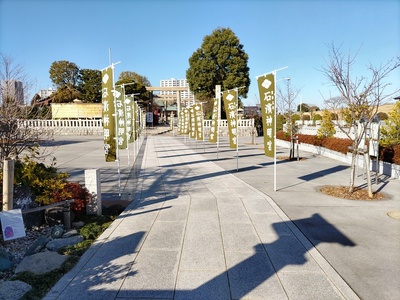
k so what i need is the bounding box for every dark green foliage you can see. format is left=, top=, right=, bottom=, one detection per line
left=186, top=27, right=250, bottom=115
left=276, top=114, right=286, bottom=132
left=115, top=76, right=149, bottom=106
left=78, top=69, right=102, bottom=103
left=78, top=214, right=114, bottom=240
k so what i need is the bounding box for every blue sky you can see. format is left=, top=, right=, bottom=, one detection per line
left=1, top=0, right=399, bottom=107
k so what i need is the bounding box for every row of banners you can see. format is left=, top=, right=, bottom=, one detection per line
left=101, top=65, right=144, bottom=162
left=102, top=63, right=277, bottom=162
left=177, top=88, right=241, bottom=150
left=176, top=72, right=276, bottom=159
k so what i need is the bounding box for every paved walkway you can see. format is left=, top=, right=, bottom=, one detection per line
left=44, top=134, right=399, bottom=300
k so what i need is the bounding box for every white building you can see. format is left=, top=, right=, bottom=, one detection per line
left=38, top=88, right=55, bottom=99
left=160, top=78, right=195, bottom=106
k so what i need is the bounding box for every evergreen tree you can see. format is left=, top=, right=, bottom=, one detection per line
left=380, top=101, right=400, bottom=147
left=317, top=109, right=336, bottom=138
left=186, top=27, right=250, bottom=115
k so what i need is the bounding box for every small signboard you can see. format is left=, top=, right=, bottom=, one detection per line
left=146, top=112, right=153, bottom=123
left=0, top=209, right=26, bottom=241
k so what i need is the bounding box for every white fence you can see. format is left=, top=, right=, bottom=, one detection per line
left=21, top=119, right=256, bottom=136
left=297, top=125, right=356, bottom=139
left=22, top=119, right=103, bottom=135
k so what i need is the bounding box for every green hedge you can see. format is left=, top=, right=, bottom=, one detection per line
left=276, top=131, right=400, bottom=165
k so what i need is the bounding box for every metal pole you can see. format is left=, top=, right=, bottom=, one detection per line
left=236, top=88, right=239, bottom=171
left=109, top=50, right=121, bottom=196
left=217, top=86, right=221, bottom=160
left=274, top=71, right=277, bottom=191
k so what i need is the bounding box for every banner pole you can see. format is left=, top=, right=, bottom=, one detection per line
left=236, top=88, right=239, bottom=171
left=273, top=71, right=277, bottom=191
left=109, top=50, right=121, bottom=196
left=217, top=86, right=221, bottom=160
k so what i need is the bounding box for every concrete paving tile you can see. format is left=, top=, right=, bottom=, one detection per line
left=218, top=202, right=252, bottom=223
left=180, top=233, right=225, bottom=271
left=229, top=186, right=264, bottom=199
left=189, top=196, right=217, bottom=211
left=118, top=249, right=180, bottom=299
left=278, top=271, right=343, bottom=300
left=186, top=211, right=220, bottom=235
left=156, top=204, right=189, bottom=222
left=241, top=196, right=277, bottom=215
left=140, top=220, right=186, bottom=250
left=224, top=250, right=288, bottom=300
left=250, top=214, right=293, bottom=244
left=220, top=222, right=262, bottom=252
left=264, top=235, right=321, bottom=273
left=174, top=270, right=231, bottom=300
left=217, top=195, right=244, bottom=205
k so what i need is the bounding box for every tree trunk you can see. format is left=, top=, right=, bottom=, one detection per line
left=365, top=153, right=373, bottom=198
left=348, top=150, right=357, bottom=193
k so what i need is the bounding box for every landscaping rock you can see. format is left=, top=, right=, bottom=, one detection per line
left=0, top=255, right=13, bottom=272
left=24, top=235, right=50, bottom=256
left=15, top=252, right=68, bottom=275
left=0, top=248, right=13, bottom=271
left=62, top=229, right=79, bottom=238
left=51, top=225, right=64, bottom=239
left=0, top=280, right=32, bottom=300
left=72, top=221, right=85, bottom=229
left=46, top=235, right=84, bottom=251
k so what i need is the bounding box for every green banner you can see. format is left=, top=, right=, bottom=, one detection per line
left=223, top=90, right=238, bottom=149
left=179, top=110, right=184, bottom=134
left=133, top=101, right=138, bottom=141
left=115, top=86, right=127, bottom=149
left=193, top=103, right=204, bottom=141
left=125, top=94, right=134, bottom=143
left=101, top=66, right=116, bottom=162
left=189, top=106, right=196, bottom=138
left=183, top=108, right=189, bottom=135
left=257, top=73, right=276, bottom=157
left=209, top=98, right=219, bottom=143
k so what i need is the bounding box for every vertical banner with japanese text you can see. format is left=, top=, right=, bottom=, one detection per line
left=101, top=66, right=116, bottom=162
left=115, top=86, right=127, bottom=149
left=179, top=110, right=184, bottom=134
left=189, top=106, right=196, bottom=138
left=193, top=103, right=204, bottom=141
left=209, top=98, right=219, bottom=143
left=223, top=90, right=238, bottom=149
left=257, top=73, right=276, bottom=157
left=125, top=94, right=134, bottom=143
left=133, top=101, right=138, bottom=140
left=183, top=108, right=189, bottom=135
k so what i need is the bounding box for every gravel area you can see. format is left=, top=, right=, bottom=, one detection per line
left=0, top=225, right=51, bottom=282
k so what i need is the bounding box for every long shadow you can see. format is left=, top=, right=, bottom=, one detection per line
left=114, top=213, right=355, bottom=299
left=178, top=213, right=355, bottom=299
left=39, top=139, right=87, bottom=147
left=298, top=165, right=349, bottom=181
left=47, top=231, right=146, bottom=299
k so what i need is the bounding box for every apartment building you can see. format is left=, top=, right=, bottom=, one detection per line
left=160, top=78, right=195, bottom=106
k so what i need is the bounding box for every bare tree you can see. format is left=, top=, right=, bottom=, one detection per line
left=0, top=54, right=52, bottom=166
left=321, top=43, right=400, bottom=196
left=277, top=78, right=301, bottom=159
